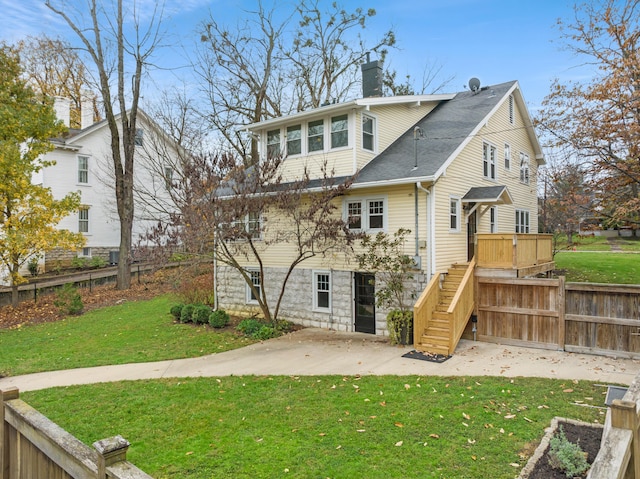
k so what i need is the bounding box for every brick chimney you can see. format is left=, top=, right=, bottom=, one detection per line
left=361, top=54, right=383, bottom=98
left=53, top=96, right=71, bottom=127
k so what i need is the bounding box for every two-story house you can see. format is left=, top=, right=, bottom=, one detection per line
left=31, top=96, right=179, bottom=271
left=216, top=60, right=545, bottom=344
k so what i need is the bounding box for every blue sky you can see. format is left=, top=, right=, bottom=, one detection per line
left=1, top=0, right=586, bottom=114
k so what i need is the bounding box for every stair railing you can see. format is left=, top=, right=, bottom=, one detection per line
left=413, top=271, right=444, bottom=347
left=446, top=259, right=476, bottom=353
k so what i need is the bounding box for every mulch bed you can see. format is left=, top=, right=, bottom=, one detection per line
left=526, top=420, right=603, bottom=479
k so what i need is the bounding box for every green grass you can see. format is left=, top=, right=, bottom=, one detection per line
left=23, top=376, right=609, bottom=479
left=0, top=296, right=255, bottom=377
left=554, top=251, right=640, bottom=283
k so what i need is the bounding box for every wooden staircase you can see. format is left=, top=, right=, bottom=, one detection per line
left=414, top=262, right=474, bottom=356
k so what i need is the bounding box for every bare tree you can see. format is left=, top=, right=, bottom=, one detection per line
left=46, top=0, right=164, bottom=289
left=143, top=153, right=358, bottom=324
left=16, top=35, right=97, bottom=129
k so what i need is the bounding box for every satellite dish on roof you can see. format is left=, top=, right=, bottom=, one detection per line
left=468, top=77, right=481, bottom=92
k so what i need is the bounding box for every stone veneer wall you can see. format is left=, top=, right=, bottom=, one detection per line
left=216, top=265, right=428, bottom=336
left=44, top=247, right=117, bottom=271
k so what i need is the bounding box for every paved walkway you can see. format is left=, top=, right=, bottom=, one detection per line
left=2, top=329, right=639, bottom=392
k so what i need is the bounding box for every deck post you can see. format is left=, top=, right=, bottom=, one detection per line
left=1, top=388, right=19, bottom=479
left=94, top=435, right=130, bottom=478
left=611, top=399, right=640, bottom=478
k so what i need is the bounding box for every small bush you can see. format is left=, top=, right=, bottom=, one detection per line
left=90, top=256, right=107, bottom=268
left=192, top=305, right=212, bottom=324
left=53, top=284, right=84, bottom=315
left=253, top=325, right=277, bottom=340
left=180, top=304, right=196, bottom=323
left=27, top=257, right=40, bottom=277
left=548, top=426, right=590, bottom=478
left=71, top=256, right=90, bottom=269
left=209, top=309, right=230, bottom=328
left=169, top=304, right=184, bottom=320
left=237, top=319, right=263, bottom=336
left=176, top=273, right=215, bottom=306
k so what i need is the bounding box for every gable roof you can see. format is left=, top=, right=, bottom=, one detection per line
left=462, top=185, right=513, bottom=205
left=352, top=80, right=544, bottom=188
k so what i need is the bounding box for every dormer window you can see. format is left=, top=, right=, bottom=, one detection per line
left=286, top=125, right=301, bottom=156
left=331, top=114, right=348, bottom=148
left=267, top=129, right=281, bottom=158
left=308, top=119, right=324, bottom=152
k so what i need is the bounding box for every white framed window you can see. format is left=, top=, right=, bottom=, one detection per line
left=519, top=152, right=530, bottom=184
left=313, top=271, right=331, bottom=311
left=490, top=207, right=497, bottom=233
left=233, top=212, right=262, bottom=240
left=508, top=95, right=514, bottom=124
left=79, top=247, right=92, bottom=258
left=134, top=128, right=144, bottom=146
left=78, top=156, right=89, bottom=184
left=79, top=207, right=89, bottom=233
left=450, top=196, right=461, bottom=232
left=164, top=166, right=174, bottom=190
left=308, top=119, right=324, bottom=152
left=515, top=209, right=530, bottom=233
left=267, top=128, right=281, bottom=158
left=286, top=125, right=302, bottom=156
left=331, top=114, right=348, bottom=149
left=504, top=144, right=511, bottom=170
left=483, top=142, right=496, bottom=180
left=246, top=269, right=261, bottom=303
left=362, top=114, right=375, bottom=151
left=345, top=196, right=386, bottom=232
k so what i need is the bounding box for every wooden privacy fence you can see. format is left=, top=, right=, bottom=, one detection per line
left=471, top=277, right=640, bottom=357
left=1, top=388, right=153, bottom=479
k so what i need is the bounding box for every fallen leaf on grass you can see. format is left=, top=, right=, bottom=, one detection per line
left=394, top=422, right=404, bottom=428
left=429, top=433, right=440, bottom=439
left=395, top=441, right=403, bottom=447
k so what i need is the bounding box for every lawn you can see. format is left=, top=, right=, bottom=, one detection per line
left=554, top=251, right=640, bottom=283
left=0, top=295, right=255, bottom=377
left=23, top=375, right=609, bottom=479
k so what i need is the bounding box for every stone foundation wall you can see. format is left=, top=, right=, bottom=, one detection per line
left=216, top=265, right=429, bottom=336
left=44, top=247, right=118, bottom=271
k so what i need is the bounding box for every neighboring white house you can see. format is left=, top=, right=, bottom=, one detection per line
left=216, top=59, right=545, bottom=338
left=31, top=96, right=180, bottom=271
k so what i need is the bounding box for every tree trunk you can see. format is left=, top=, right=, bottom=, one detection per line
left=10, top=285, right=19, bottom=308
left=116, top=207, right=133, bottom=290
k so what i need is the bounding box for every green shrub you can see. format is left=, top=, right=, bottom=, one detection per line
left=253, top=325, right=277, bottom=340
left=169, top=304, right=184, bottom=320
left=548, top=426, right=590, bottom=478
left=180, top=304, right=196, bottom=323
left=237, top=319, right=263, bottom=336
left=27, top=257, right=40, bottom=277
left=53, top=284, right=84, bottom=315
left=90, top=256, right=107, bottom=268
left=71, top=256, right=90, bottom=269
left=209, top=309, right=230, bottom=328
left=192, top=305, right=212, bottom=324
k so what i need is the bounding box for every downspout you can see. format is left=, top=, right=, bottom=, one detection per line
left=416, top=182, right=432, bottom=279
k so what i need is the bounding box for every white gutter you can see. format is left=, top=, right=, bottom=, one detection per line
left=416, top=181, right=434, bottom=280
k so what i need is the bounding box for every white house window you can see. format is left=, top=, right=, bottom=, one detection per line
left=134, top=128, right=144, bottom=146
left=313, top=271, right=331, bottom=311
left=483, top=142, right=496, bottom=180
left=286, top=125, right=302, bottom=156
left=246, top=270, right=261, bottom=303
left=164, top=166, right=174, bottom=190
left=347, top=201, right=362, bottom=229
left=79, top=207, right=89, bottom=233
left=345, top=197, right=386, bottom=231
left=331, top=114, right=348, bottom=149
left=450, top=197, right=461, bottom=232
left=490, top=207, right=497, bottom=233
left=504, top=144, right=511, bottom=170
left=80, top=247, right=92, bottom=258
left=267, top=129, right=281, bottom=158
left=520, top=152, right=530, bottom=184
left=508, top=95, right=514, bottom=124
left=78, top=156, right=89, bottom=184
left=368, top=200, right=384, bottom=229
left=308, top=119, right=324, bottom=152
left=516, top=209, right=530, bottom=233
left=362, top=114, right=375, bottom=151
left=232, top=212, right=262, bottom=240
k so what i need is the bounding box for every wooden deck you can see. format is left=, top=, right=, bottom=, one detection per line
left=476, top=233, right=554, bottom=277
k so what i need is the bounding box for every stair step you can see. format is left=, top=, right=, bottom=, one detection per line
left=432, top=311, right=450, bottom=321
left=417, top=341, right=449, bottom=356
left=421, top=334, right=449, bottom=346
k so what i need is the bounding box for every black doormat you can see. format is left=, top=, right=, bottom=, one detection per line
left=402, top=350, right=451, bottom=363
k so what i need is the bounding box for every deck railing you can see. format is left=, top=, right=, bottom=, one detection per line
left=476, top=234, right=553, bottom=270
left=1, top=387, right=153, bottom=479
left=446, top=259, right=475, bottom=353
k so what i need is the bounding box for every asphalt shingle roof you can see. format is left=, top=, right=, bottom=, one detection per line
left=354, top=81, right=517, bottom=185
